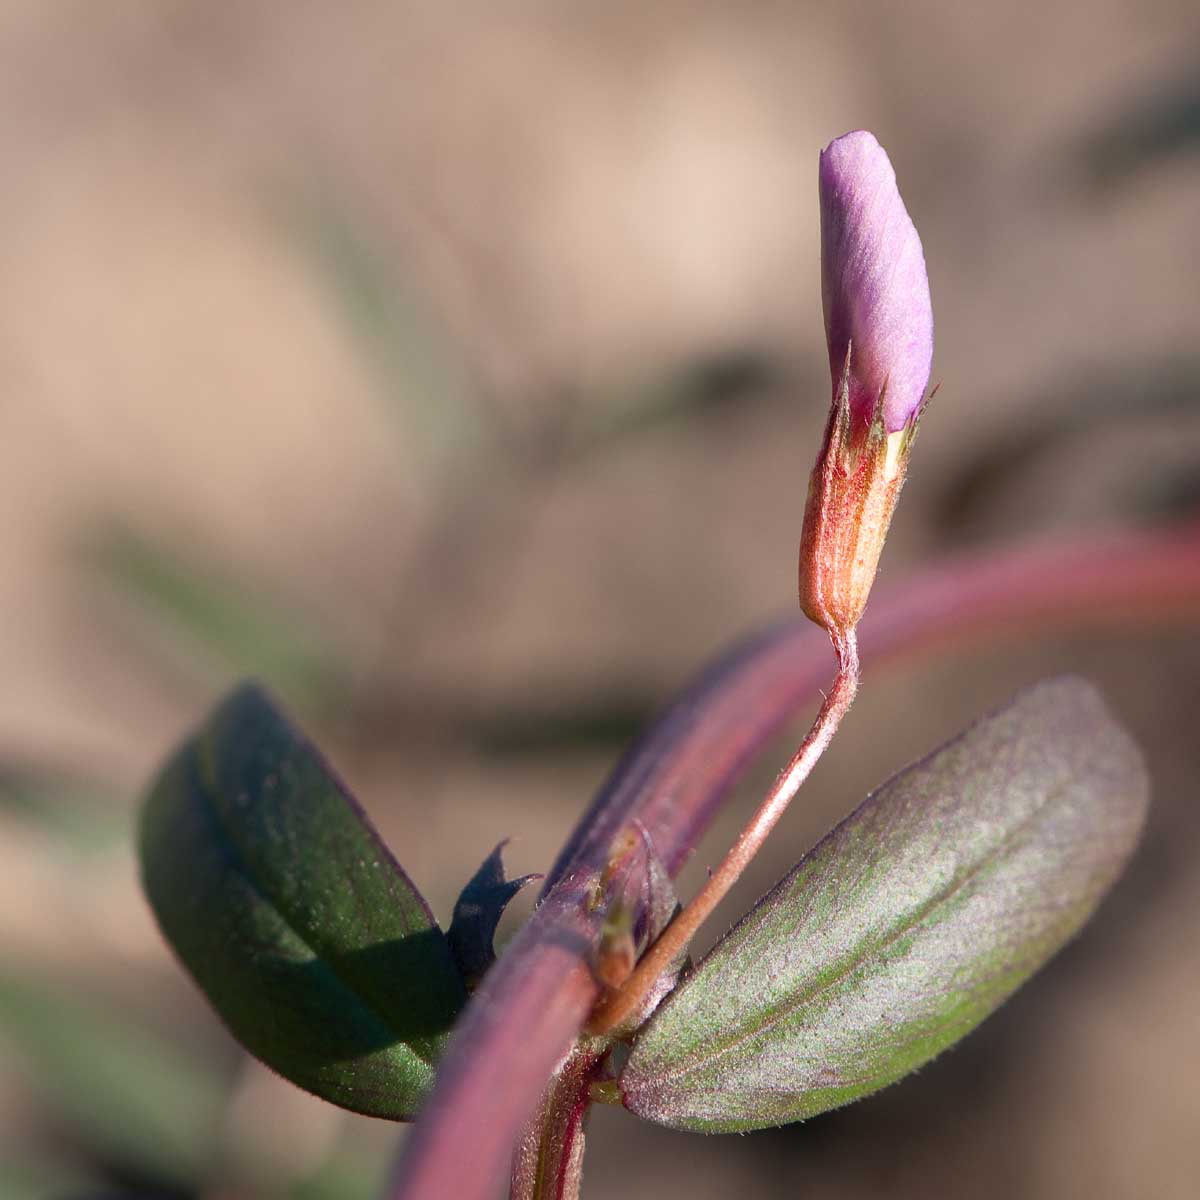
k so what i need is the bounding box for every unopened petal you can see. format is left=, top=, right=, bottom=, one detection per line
left=819, top=130, right=933, bottom=432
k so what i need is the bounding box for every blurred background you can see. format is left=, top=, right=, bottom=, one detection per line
left=1, top=2, right=1198, bottom=1198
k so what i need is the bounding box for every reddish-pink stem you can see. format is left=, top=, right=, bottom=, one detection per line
left=510, top=1040, right=605, bottom=1200
left=590, top=632, right=859, bottom=1035
left=389, top=522, right=1200, bottom=1200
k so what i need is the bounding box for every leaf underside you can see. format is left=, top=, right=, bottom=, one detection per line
left=139, top=684, right=466, bottom=1120
left=621, top=676, right=1149, bottom=1133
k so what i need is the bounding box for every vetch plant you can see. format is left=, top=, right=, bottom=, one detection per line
left=139, top=131, right=1160, bottom=1200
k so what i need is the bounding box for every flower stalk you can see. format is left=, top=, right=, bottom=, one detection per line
left=592, top=129, right=930, bottom=1037
left=588, top=632, right=859, bottom=1036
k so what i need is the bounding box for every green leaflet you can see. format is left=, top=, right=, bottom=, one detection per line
left=621, top=677, right=1148, bottom=1133
left=139, top=684, right=466, bottom=1121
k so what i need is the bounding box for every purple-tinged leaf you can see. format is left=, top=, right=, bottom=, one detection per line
left=447, top=842, right=540, bottom=991
left=390, top=527, right=1199, bottom=1199
left=620, top=677, right=1149, bottom=1132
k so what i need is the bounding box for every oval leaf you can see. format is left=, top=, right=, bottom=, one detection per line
left=139, top=684, right=466, bottom=1120
left=621, top=676, right=1148, bottom=1132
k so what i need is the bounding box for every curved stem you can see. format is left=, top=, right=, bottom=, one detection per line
left=388, top=524, right=1200, bottom=1200
left=589, top=631, right=860, bottom=1036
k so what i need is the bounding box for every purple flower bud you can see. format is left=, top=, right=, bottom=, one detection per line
left=819, top=130, right=933, bottom=433
left=799, top=132, right=936, bottom=641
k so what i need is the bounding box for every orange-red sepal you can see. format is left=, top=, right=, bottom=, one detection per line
left=798, top=370, right=917, bottom=641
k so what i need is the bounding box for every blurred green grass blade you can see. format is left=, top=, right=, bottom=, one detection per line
left=937, top=355, right=1200, bottom=532
left=0, top=765, right=126, bottom=852
left=0, top=972, right=230, bottom=1186
left=289, top=1147, right=389, bottom=1200
left=0, top=1157, right=91, bottom=1200
left=572, top=351, right=778, bottom=453
left=1079, top=70, right=1200, bottom=187
left=0, top=1157, right=96, bottom=1200
left=292, top=198, right=480, bottom=476
left=85, top=524, right=346, bottom=712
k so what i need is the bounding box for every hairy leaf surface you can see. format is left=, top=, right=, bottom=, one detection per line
left=621, top=677, right=1148, bottom=1132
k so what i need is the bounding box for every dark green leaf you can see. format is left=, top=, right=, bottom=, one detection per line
left=621, top=677, right=1149, bottom=1132
left=446, top=842, right=540, bottom=990
left=139, top=684, right=466, bottom=1120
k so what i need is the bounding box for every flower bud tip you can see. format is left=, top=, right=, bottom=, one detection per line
left=800, top=131, right=934, bottom=637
